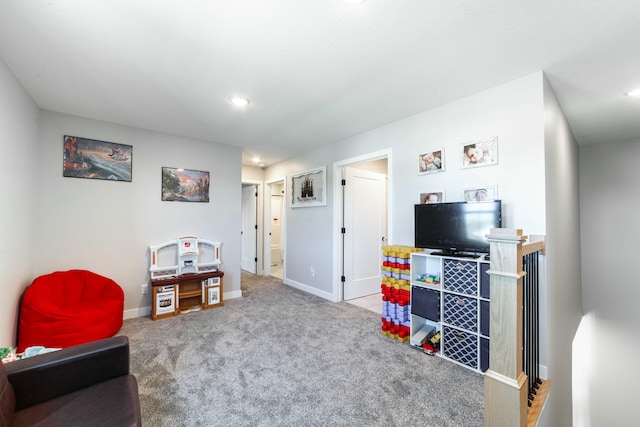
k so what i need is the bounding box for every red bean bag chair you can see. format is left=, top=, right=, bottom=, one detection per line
left=17, top=269, right=124, bottom=352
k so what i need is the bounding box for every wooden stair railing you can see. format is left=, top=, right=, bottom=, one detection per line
left=484, top=229, right=549, bottom=427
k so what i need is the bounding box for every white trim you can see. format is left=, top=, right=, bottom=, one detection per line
left=485, top=370, right=528, bottom=389
left=224, top=290, right=243, bottom=300
left=332, top=148, right=392, bottom=302
left=265, top=176, right=286, bottom=279
left=539, top=364, right=548, bottom=380
left=284, top=277, right=336, bottom=302
left=242, top=179, right=263, bottom=275
left=124, top=306, right=151, bottom=319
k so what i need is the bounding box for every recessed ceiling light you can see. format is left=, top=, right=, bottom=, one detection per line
left=230, top=97, right=250, bottom=107
left=627, top=88, right=640, bottom=97
left=252, top=157, right=261, bottom=163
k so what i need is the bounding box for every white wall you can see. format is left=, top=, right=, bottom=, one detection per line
left=242, top=165, right=265, bottom=182
left=266, top=73, right=546, bottom=292
left=578, top=139, right=640, bottom=426
left=0, top=55, right=244, bottom=343
left=351, top=158, right=388, bottom=174
left=266, top=72, right=591, bottom=422
left=34, top=111, right=243, bottom=317
left=540, top=77, right=584, bottom=427
left=268, top=156, right=336, bottom=295
left=0, top=58, right=40, bottom=346
left=1, top=60, right=590, bottom=424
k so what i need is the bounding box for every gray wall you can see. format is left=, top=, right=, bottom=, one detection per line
left=264, top=72, right=590, bottom=426
left=265, top=70, right=550, bottom=354
left=267, top=73, right=547, bottom=288
left=541, top=77, right=584, bottom=427
left=2, top=52, right=611, bottom=425
left=0, top=58, right=39, bottom=346
left=0, top=52, right=243, bottom=344
left=579, top=139, right=640, bottom=426
left=33, top=111, right=243, bottom=317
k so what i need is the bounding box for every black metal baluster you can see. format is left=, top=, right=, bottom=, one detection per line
left=522, top=251, right=541, bottom=407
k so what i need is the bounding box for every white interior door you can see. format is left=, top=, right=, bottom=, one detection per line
left=265, top=180, right=285, bottom=278
left=343, top=167, right=387, bottom=300
left=270, top=195, right=283, bottom=261
left=241, top=184, right=257, bottom=273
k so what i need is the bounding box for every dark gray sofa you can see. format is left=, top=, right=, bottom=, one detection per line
left=1, top=336, right=141, bottom=427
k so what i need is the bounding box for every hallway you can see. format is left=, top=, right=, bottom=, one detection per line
left=346, top=293, right=381, bottom=315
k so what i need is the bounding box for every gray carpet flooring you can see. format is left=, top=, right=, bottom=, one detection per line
left=118, top=273, right=483, bottom=426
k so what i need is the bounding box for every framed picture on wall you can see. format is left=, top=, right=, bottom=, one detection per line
left=290, top=166, right=326, bottom=208
left=418, top=148, right=445, bottom=175
left=419, top=191, right=445, bottom=204
left=63, top=135, right=132, bottom=182
left=162, top=167, right=210, bottom=202
left=461, top=136, right=498, bottom=169
left=463, top=185, right=498, bottom=202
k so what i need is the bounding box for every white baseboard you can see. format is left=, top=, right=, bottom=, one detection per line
left=283, top=277, right=335, bottom=301
left=225, top=290, right=243, bottom=300
left=539, top=364, right=548, bottom=380
left=123, top=291, right=242, bottom=319
left=124, top=306, right=151, bottom=319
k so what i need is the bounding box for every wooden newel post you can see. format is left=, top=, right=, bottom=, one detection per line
left=484, top=228, right=528, bottom=427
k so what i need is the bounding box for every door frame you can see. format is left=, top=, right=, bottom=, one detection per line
left=342, top=166, right=388, bottom=300
left=241, top=180, right=263, bottom=275
left=332, top=148, right=393, bottom=302
left=265, top=177, right=286, bottom=278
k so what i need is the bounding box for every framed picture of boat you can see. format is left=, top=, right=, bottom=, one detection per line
left=63, top=135, right=132, bottom=182
left=161, top=167, right=210, bottom=202
left=290, top=166, right=326, bottom=208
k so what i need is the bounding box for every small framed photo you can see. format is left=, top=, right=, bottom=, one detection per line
left=461, top=137, right=498, bottom=169
left=207, top=286, right=220, bottom=305
left=419, top=191, right=445, bottom=204
left=418, top=148, right=444, bottom=175
left=463, top=185, right=498, bottom=202
left=290, top=166, right=326, bottom=208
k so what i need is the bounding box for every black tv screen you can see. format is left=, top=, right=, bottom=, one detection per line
left=414, top=201, right=502, bottom=255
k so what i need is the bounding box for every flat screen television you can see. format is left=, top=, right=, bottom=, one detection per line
left=414, top=200, right=502, bottom=257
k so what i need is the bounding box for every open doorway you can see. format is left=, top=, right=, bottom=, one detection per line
left=266, top=179, right=285, bottom=280
left=241, top=184, right=258, bottom=274
left=334, top=150, right=390, bottom=313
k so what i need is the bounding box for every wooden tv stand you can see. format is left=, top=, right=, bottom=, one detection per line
left=150, top=271, right=224, bottom=320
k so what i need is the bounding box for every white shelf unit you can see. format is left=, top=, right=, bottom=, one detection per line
left=410, top=251, right=491, bottom=373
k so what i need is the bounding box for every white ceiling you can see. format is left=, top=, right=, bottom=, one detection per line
left=1, top=0, right=639, bottom=167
